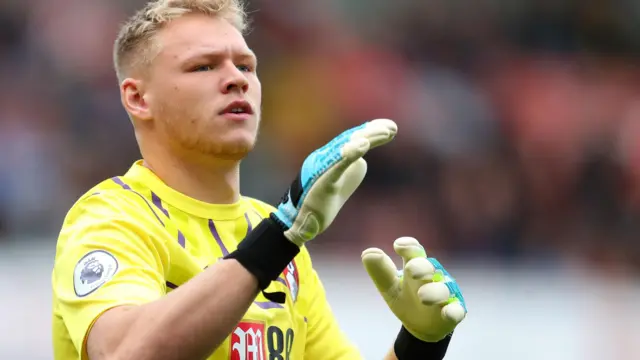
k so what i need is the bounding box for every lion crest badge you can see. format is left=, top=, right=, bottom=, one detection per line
left=73, top=250, right=118, bottom=297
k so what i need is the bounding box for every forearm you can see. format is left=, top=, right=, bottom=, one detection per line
left=88, top=217, right=299, bottom=360
left=90, top=258, right=258, bottom=360
left=120, top=259, right=257, bottom=359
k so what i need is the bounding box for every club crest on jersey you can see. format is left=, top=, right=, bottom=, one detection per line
left=73, top=250, right=118, bottom=297
left=282, top=260, right=299, bottom=303
left=230, top=321, right=266, bottom=360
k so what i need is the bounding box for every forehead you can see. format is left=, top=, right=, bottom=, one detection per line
left=156, top=13, right=250, bottom=59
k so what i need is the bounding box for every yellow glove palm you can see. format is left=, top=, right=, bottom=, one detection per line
left=362, top=237, right=467, bottom=342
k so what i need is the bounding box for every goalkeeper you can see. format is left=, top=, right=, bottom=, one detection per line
left=51, top=1, right=467, bottom=359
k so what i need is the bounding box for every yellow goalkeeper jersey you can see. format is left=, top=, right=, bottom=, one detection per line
left=51, top=160, right=360, bottom=360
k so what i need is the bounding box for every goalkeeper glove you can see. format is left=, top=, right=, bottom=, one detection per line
left=272, top=118, right=398, bottom=245
left=362, top=237, right=467, bottom=359
left=227, top=119, right=397, bottom=302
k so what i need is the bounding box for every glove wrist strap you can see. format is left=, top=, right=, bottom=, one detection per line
left=394, top=326, right=452, bottom=360
left=224, top=215, right=300, bottom=304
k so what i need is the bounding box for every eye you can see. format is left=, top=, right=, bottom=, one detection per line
left=236, top=64, right=253, bottom=72
left=193, top=65, right=213, bottom=72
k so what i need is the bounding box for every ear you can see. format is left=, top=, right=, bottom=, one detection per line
left=121, top=78, right=153, bottom=121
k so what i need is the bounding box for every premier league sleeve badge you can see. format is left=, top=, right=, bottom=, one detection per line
left=73, top=250, right=119, bottom=297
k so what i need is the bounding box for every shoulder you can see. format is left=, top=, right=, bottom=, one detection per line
left=63, top=180, right=146, bottom=223
left=55, top=177, right=170, bottom=266
left=65, top=175, right=166, bottom=219
left=58, top=177, right=164, bottom=247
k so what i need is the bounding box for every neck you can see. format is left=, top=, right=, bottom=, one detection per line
left=142, top=150, right=241, bottom=205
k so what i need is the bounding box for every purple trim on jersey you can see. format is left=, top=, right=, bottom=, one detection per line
left=151, top=192, right=169, bottom=217
left=112, top=177, right=132, bottom=190
left=244, top=212, right=253, bottom=235
left=254, top=301, right=284, bottom=309
left=112, top=177, right=164, bottom=226
left=276, top=278, right=287, bottom=286
left=149, top=192, right=186, bottom=248
left=177, top=231, right=186, bottom=248
left=208, top=219, right=230, bottom=256
left=85, top=192, right=101, bottom=200
left=166, top=281, right=178, bottom=289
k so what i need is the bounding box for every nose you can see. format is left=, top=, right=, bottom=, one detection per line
left=220, top=63, right=249, bottom=94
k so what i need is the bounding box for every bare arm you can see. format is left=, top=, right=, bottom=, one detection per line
left=87, top=259, right=257, bottom=360
left=86, top=218, right=299, bottom=360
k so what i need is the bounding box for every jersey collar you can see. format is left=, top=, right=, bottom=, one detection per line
left=124, top=160, right=248, bottom=220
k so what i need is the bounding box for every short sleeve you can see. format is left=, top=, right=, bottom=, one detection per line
left=297, top=248, right=363, bottom=359
left=52, top=191, right=170, bottom=354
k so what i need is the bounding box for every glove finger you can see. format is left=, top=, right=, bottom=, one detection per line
left=351, top=119, right=398, bottom=150
left=362, top=247, right=400, bottom=295
left=316, top=118, right=395, bottom=185
left=335, top=158, right=367, bottom=199
left=312, top=137, right=369, bottom=191
left=320, top=154, right=368, bottom=192
left=341, top=137, right=372, bottom=162
left=441, top=302, right=467, bottom=324
left=404, top=257, right=436, bottom=282
left=296, top=158, right=367, bottom=233
left=318, top=134, right=368, bottom=185
left=307, top=119, right=394, bottom=178
left=417, top=282, right=450, bottom=306
left=393, top=237, right=427, bottom=267
left=301, top=124, right=371, bottom=188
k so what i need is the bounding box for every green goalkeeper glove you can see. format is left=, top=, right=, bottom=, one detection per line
left=228, top=119, right=397, bottom=303
left=362, top=237, right=467, bottom=351
left=273, top=118, right=398, bottom=245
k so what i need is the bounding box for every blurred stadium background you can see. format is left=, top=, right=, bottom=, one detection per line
left=1, top=0, right=640, bottom=358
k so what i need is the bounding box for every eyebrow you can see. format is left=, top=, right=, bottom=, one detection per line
left=180, top=48, right=258, bottom=65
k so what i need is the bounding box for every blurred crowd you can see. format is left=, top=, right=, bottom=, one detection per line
left=1, top=0, right=640, bottom=272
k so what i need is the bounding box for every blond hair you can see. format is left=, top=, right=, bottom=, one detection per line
left=113, top=0, right=247, bottom=82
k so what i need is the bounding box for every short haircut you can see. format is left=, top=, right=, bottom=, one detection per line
left=113, top=0, right=247, bottom=82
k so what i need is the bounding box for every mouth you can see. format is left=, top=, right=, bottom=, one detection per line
left=220, top=100, right=254, bottom=116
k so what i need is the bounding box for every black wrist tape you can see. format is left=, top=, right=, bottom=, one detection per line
left=394, top=327, right=453, bottom=360
left=224, top=215, right=300, bottom=304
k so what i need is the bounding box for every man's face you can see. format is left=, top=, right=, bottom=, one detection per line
left=144, top=14, right=261, bottom=160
